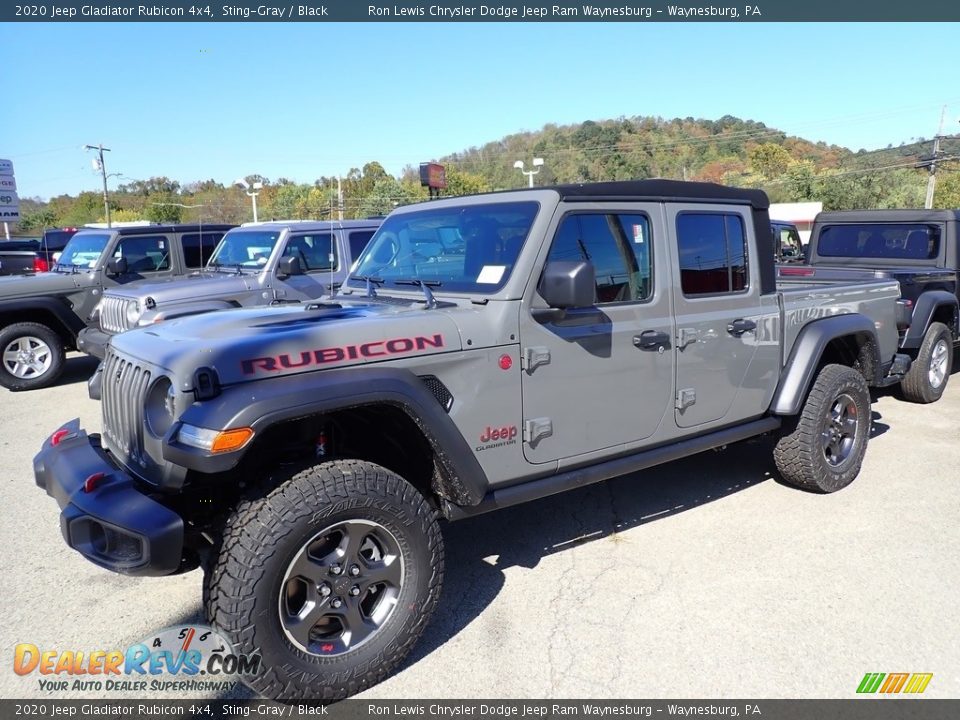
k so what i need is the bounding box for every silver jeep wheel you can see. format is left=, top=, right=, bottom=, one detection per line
left=3, top=335, right=53, bottom=379
left=928, top=338, right=949, bottom=389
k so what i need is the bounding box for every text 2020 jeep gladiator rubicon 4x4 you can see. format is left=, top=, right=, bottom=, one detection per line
left=34, top=181, right=910, bottom=700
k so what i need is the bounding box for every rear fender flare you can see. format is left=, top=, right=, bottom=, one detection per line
left=901, top=291, right=958, bottom=350
left=771, top=314, right=880, bottom=416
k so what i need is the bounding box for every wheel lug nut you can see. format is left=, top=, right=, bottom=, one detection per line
left=330, top=564, right=342, bottom=575
left=319, top=583, right=331, bottom=596
left=349, top=564, right=360, bottom=577
left=331, top=598, right=343, bottom=609
left=349, top=586, right=360, bottom=596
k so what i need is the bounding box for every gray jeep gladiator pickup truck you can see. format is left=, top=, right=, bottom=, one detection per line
left=782, top=209, right=960, bottom=403
left=33, top=181, right=910, bottom=700
left=77, top=219, right=381, bottom=359
left=0, top=223, right=233, bottom=390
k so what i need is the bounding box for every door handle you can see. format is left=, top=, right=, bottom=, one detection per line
left=727, top=319, right=757, bottom=336
left=634, top=330, right=671, bottom=351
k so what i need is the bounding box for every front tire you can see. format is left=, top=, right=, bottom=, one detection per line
left=901, top=322, right=952, bottom=404
left=774, top=364, right=871, bottom=493
left=0, top=322, right=65, bottom=391
left=204, top=459, right=444, bottom=701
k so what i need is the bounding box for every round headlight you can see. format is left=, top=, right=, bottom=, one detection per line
left=125, top=300, right=142, bottom=328
left=145, top=377, right=177, bottom=437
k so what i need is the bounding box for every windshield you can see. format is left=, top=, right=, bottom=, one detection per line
left=208, top=229, right=283, bottom=269
left=56, top=233, right=111, bottom=268
left=349, top=201, right=540, bottom=293
left=818, top=224, right=940, bottom=260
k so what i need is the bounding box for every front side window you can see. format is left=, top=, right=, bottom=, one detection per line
left=114, top=235, right=172, bottom=272
left=349, top=201, right=539, bottom=293
left=677, top=213, right=748, bottom=296
left=56, top=233, right=111, bottom=269
left=546, top=213, right=652, bottom=304
left=818, top=224, right=940, bottom=260
left=208, top=230, right=283, bottom=269
left=283, top=233, right=336, bottom=272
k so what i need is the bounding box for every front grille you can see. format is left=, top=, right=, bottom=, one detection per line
left=100, top=296, right=133, bottom=333
left=101, top=348, right=152, bottom=468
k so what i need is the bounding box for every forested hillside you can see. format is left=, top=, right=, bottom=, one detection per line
left=13, top=115, right=960, bottom=233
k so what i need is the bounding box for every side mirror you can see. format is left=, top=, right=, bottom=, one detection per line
left=106, top=256, right=128, bottom=275
left=534, top=261, right=595, bottom=321
left=277, top=255, right=303, bottom=278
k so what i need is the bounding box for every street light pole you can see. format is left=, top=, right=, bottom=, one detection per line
left=514, top=158, right=544, bottom=188
left=85, top=144, right=112, bottom=227
left=235, top=178, right=263, bottom=222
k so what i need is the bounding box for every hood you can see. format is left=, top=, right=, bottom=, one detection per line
left=106, top=271, right=256, bottom=304
left=111, top=299, right=463, bottom=387
left=0, top=270, right=82, bottom=297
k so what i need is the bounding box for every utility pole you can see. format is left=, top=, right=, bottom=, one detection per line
left=924, top=106, right=947, bottom=209
left=337, top=176, right=344, bottom=221
left=85, top=144, right=112, bottom=227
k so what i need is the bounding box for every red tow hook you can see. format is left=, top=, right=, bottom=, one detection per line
left=83, top=472, right=106, bottom=493
left=50, top=428, right=73, bottom=447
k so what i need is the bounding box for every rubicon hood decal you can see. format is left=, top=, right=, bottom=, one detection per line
left=241, top=333, right=446, bottom=375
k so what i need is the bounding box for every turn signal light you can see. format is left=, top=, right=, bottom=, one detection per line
left=83, top=472, right=106, bottom=493
left=50, top=428, right=72, bottom=447
left=210, top=428, right=255, bottom=453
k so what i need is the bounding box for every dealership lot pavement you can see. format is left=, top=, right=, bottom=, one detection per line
left=1, top=353, right=957, bottom=700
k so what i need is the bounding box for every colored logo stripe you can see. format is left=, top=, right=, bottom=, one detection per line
left=903, top=674, right=933, bottom=694
left=857, top=673, right=885, bottom=694
left=857, top=672, right=932, bottom=694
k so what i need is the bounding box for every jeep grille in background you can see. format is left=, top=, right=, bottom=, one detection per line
left=100, top=296, right=135, bottom=333
left=419, top=375, right=453, bottom=412
left=101, top=349, right=151, bottom=467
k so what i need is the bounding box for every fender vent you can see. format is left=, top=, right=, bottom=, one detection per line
left=419, top=375, right=453, bottom=412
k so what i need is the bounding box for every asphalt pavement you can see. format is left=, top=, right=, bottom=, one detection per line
left=1, top=353, right=957, bottom=700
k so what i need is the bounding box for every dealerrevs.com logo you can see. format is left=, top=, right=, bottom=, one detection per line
left=857, top=672, right=933, bottom=695
left=14, top=625, right=261, bottom=693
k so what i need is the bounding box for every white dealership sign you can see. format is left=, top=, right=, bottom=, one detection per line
left=0, top=190, right=20, bottom=222
left=0, top=160, right=19, bottom=223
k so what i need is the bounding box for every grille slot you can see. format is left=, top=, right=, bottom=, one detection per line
left=419, top=375, right=453, bottom=412
left=100, top=296, right=132, bottom=333
left=101, top=349, right=152, bottom=467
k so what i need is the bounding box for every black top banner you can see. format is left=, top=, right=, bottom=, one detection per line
left=2, top=0, right=959, bottom=22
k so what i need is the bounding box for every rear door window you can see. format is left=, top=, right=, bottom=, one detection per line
left=181, top=232, right=226, bottom=269
left=114, top=235, right=171, bottom=272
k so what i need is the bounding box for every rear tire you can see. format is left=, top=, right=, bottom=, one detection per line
left=774, top=364, right=871, bottom=493
left=0, top=322, right=65, bottom=391
left=204, top=459, right=444, bottom=701
left=901, top=322, right=952, bottom=404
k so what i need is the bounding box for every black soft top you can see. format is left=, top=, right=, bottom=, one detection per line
left=815, top=209, right=960, bottom=224
left=549, top=180, right=769, bottom=209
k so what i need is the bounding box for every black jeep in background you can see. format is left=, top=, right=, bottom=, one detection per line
left=785, top=209, right=959, bottom=403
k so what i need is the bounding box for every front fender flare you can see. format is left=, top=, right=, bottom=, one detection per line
left=164, top=366, right=488, bottom=506
left=770, top=314, right=880, bottom=416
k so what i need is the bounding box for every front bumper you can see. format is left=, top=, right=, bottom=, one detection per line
left=77, top=327, right=110, bottom=360
left=32, top=420, right=185, bottom=576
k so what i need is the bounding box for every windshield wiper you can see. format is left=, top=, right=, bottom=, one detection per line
left=394, top=279, right=441, bottom=309
left=348, top=274, right=384, bottom=298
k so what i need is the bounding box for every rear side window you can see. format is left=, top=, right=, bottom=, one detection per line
left=181, top=232, right=226, bottom=269
left=818, top=224, right=940, bottom=260
left=114, top=235, right=171, bottom=272
left=677, top=213, right=748, bottom=296
left=283, top=233, right=336, bottom=272
left=546, top=213, right=652, bottom=304
left=349, top=230, right=376, bottom=263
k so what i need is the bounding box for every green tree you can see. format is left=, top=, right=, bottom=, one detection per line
left=748, top=143, right=793, bottom=179
left=145, top=197, right=184, bottom=224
